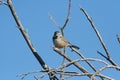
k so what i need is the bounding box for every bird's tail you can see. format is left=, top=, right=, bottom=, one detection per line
left=69, top=44, right=80, bottom=50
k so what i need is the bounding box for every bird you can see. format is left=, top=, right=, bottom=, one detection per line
left=53, top=31, right=79, bottom=50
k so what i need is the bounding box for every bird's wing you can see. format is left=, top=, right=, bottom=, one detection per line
left=60, top=36, right=80, bottom=49
left=60, top=36, right=70, bottom=44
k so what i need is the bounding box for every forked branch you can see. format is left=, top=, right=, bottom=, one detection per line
left=61, top=0, right=71, bottom=35
left=49, top=0, right=71, bottom=36
left=80, top=7, right=118, bottom=66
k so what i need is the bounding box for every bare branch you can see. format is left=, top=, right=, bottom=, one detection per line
left=71, top=47, right=97, bottom=72
left=53, top=47, right=94, bottom=79
left=79, top=58, right=109, bottom=65
left=7, top=0, right=45, bottom=69
left=53, top=71, right=113, bottom=80
left=18, top=68, right=114, bottom=80
left=80, top=7, right=118, bottom=66
left=61, top=59, right=81, bottom=69
left=62, top=0, right=71, bottom=30
left=92, top=65, right=120, bottom=79
left=97, top=51, right=118, bottom=67
left=58, top=58, right=109, bottom=70
left=61, top=0, right=71, bottom=36
left=7, top=0, right=58, bottom=80
left=17, top=56, right=115, bottom=80
left=80, top=7, right=110, bottom=58
left=60, top=48, right=66, bottom=80
left=17, top=70, right=42, bottom=79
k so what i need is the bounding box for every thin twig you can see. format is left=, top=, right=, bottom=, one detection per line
left=0, top=0, right=8, bottom=5
left=61, top=59, right=81, bottom=69
left=28, top=69, right=113, bottom=80
left=97, top=51, right=108, bottom=59
left=97, top=51, right=118, bottom=67
left=71, top=47, right=97, bottom=72
left=61, top=48, right=66, bottom=65
left=92, top=65, right=120, bottom=79
left=48, top=0, right=72, bottom=36
left=57, top=58, right=109, bottom=72
left=80, top=58, right=109, bottom=65
left=61, top=0, right=72, bottom=35
left=34, top=76, right=39, bottom=80
left=80, top=7, right=118, bottom=66
left=53, top=71, right=113, bottom=80
left=60, top=48, right=66, bottom=80
left=17, top=70, right=42, bottom=79
left=116, top=34, right=120, bottom=44
left=48, top=13, right=61, bottom=30
left=58, top=58, right=109, bottom=70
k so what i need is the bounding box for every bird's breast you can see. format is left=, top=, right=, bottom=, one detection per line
left=53, top=38, right=68, bottom=48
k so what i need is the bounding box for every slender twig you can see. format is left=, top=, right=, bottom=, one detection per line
left=56, top=58, right=109, bottom=73
left=92, top=65, right=120, bottom=79
left=65, top=73, right=112, bottom=80
left=62, top=0, right=71, bottom=30
left=58, top=58, right=109, bottom=70
left=17, top=70, right=42, bottom=79
left=116, top=34, right=120, bottom=44
left=52, top=71, right=113, bottom=80
left=0, top=0, right=7, bottom=5
left=65, top=58, right=109, bottom=66
left=97, top=51, right=108, bottom=59
left=22, top=69, right=113, bottom=80
left=60, top=59, right=81, bottom=69
left=34, top=76, right=39, bottom=80
left=61, top=48, right=66, bottom=65
left=97, top=51, right=118, bottom=67
left=7, top=0, right=58, bottom=80
left=71, top=47, right=97, bottom=72
left=61, top=0, right=72, bottom=35
left=79, top=58, right=109, bottom=65
left=48, top=13, right=61, bottom=30
left=48, top=0, right=71, bottom=36
left=60, top=48, right=66, bottom=80
left=80, top=7, right=118, bottom=66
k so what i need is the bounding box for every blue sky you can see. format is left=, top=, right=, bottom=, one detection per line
left=0, top=0, right=120, bottom=80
